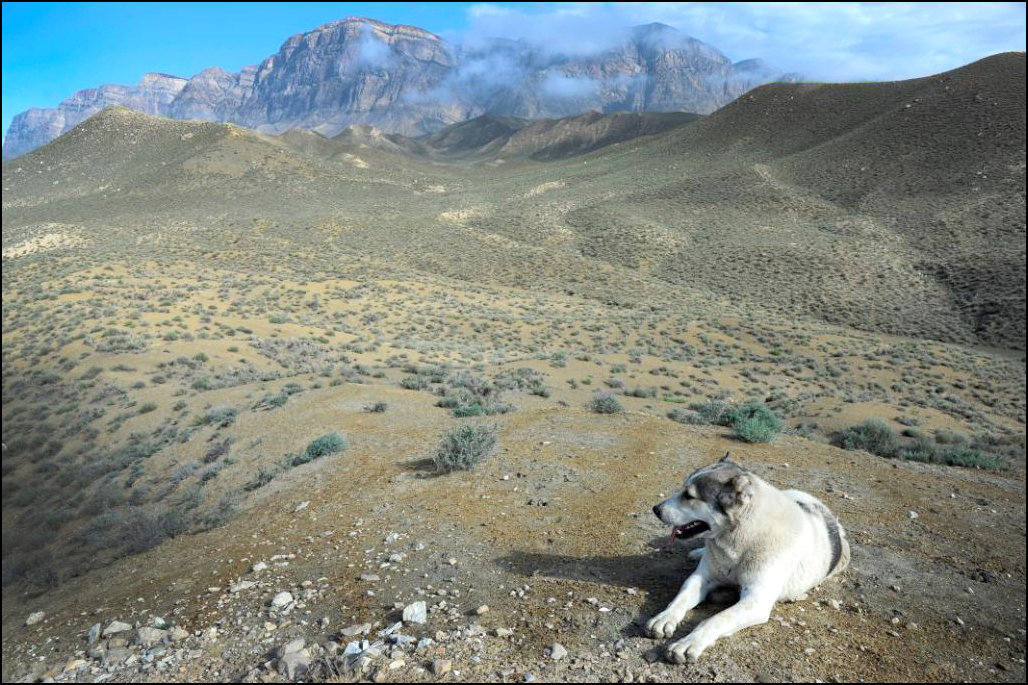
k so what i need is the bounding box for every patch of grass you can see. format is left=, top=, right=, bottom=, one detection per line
left=434, top=423, right=498, bottom=472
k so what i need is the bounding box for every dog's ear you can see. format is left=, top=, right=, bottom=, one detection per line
left=720, top=473, right=755, bottom=510
left=719, top=451, right=733, bottom=463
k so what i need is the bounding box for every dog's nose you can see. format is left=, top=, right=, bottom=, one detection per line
left=652, top=504, right=662, bottom=518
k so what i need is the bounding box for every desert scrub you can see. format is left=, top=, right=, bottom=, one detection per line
left=836, top=419, right=1007, bottom=469
left=434, top=423, right=498, bottom=472
left=669, top=400, right=781, bottom=442
left=833, top=419, right=900, bottom=457
left=587, top=391, right=624, bottom=414
left=193, top=405, right=237, bottom=428
left=683, top=400, right=736, bottom=425
left=364, top=401, right=389, bottom=413
left=291, top=432, right=348, bottom=466
left=729, top=402, right=783, bottom=443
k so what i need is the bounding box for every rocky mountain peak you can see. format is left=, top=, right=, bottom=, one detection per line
left=3, top=17, right=793, bottom=159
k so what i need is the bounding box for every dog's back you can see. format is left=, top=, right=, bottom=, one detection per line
left=783, top=489, right=851, bottom=581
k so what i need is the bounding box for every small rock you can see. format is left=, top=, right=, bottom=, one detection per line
left=295, top=501, right=309, bottom=513
left=475, top=604, right=490, bottom=615
left=63, top=658, right=88, bottom=673
left=25, top=611, right=45, bottom=626
left=277, top=638, right=305, bottom=658
left=403, top=601, right=427, bottom=624
left=278, top=650, right=311, bottom=680
left=341, top=623, right=371, bottom=637
left=230, top=580, right=257, bottom=593
left=169, top=626, right=190, bottom=642
left=87, top=623, right=102, bottom=644
left=102, top=647, right=132, bottom=666
left=495, top=627, right=514, bottom=638
left=271, top=591, right=294, bottom=609
left=252, top=562, right=268, bottom=573
left=432, top=659, right=453, bottom=675
left=136, top=627, right=167, bottom=647
left=549, top=643, right=568, bottom=661
left=103, top=620, right=133, bottom=637
left=908, top=510, right=919, bottom=520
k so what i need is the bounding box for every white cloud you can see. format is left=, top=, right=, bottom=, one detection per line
left=461, top=2, right=1027, bottom=81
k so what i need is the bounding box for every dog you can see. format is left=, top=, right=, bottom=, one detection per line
left=647, top=453, right=849, bottom=663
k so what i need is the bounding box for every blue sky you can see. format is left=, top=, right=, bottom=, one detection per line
left=3, top=2, right=1026, bottom=136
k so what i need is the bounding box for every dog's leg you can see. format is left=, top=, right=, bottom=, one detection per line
left=667, top=587, right=777, bottom=663
left=645, top=561, right=716, bottom=639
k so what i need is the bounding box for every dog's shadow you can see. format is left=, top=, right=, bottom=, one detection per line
left=495, top=537, right=739, bottom=641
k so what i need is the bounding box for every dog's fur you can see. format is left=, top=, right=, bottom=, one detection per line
left=647, top=453, right=850, bottom=663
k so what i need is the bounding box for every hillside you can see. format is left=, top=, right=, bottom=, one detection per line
left=1, top=54, right=1025, bottom=684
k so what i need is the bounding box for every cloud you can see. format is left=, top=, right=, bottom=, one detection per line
left=460, top=2, right=1027, bottom=82
left=540, top=71, right=600, bottom=99
left=354, top=26, right=391, bottom=69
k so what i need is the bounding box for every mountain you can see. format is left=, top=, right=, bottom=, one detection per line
left=2, top=17, right=793, bottom=160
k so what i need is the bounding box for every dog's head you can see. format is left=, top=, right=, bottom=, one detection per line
left=652, top=452, right=755, bottom=542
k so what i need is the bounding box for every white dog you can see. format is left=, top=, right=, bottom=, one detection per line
left=647, top=453, right=849, bottom=663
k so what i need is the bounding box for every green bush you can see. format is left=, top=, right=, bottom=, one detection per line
left=292, top=432, right=348, bottom=466
left=730, top=402, right=784, bottom=443
left=434, top=423, right=498, bottom=472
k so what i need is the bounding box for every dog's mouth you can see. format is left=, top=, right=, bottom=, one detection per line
left=668, top=520, right=710, bottom=545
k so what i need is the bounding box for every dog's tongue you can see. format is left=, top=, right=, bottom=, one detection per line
left=665, top=526, right=684, bottom=547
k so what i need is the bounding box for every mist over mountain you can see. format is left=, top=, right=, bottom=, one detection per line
left=2, top=17, right=794, bottom=159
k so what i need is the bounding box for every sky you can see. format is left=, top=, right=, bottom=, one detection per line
left=3, top=1, right=1026, bottom=136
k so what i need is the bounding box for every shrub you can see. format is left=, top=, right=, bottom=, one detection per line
left=400, top=375, right=430, bottom=390
left=668, top=408, right=704, bottom=424
left=895, top=436, right=1005, bottom=469
left=292, top=432, right=348, bottom=466
left=729, top=402, right=783, bottom=443
left=587, top=391, right=624, bottom=414
left=364, top=401, right=389, bottom=413
left=833, top=419, right=899, bottom=457
left=434, top=423, right=498, bottom=472
left=194, top=405, right=237, bottom=427
left=672, top=400, right=782, bottom=442
left=685, top=400, right=735, bottom=426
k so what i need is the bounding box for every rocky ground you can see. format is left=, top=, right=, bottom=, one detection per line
left=3, top=399, right=1025, bottom=683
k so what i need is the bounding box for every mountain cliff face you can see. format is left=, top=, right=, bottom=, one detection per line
left=3, top=17, right=793, bottom=159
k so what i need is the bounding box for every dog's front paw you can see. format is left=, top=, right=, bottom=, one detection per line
left=667, top=632, right=712, bottom=664
left=645, top=610, right=682, bottom=639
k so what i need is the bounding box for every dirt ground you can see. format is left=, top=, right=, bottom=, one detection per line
left=3, top=383, right=1024, bottom=682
